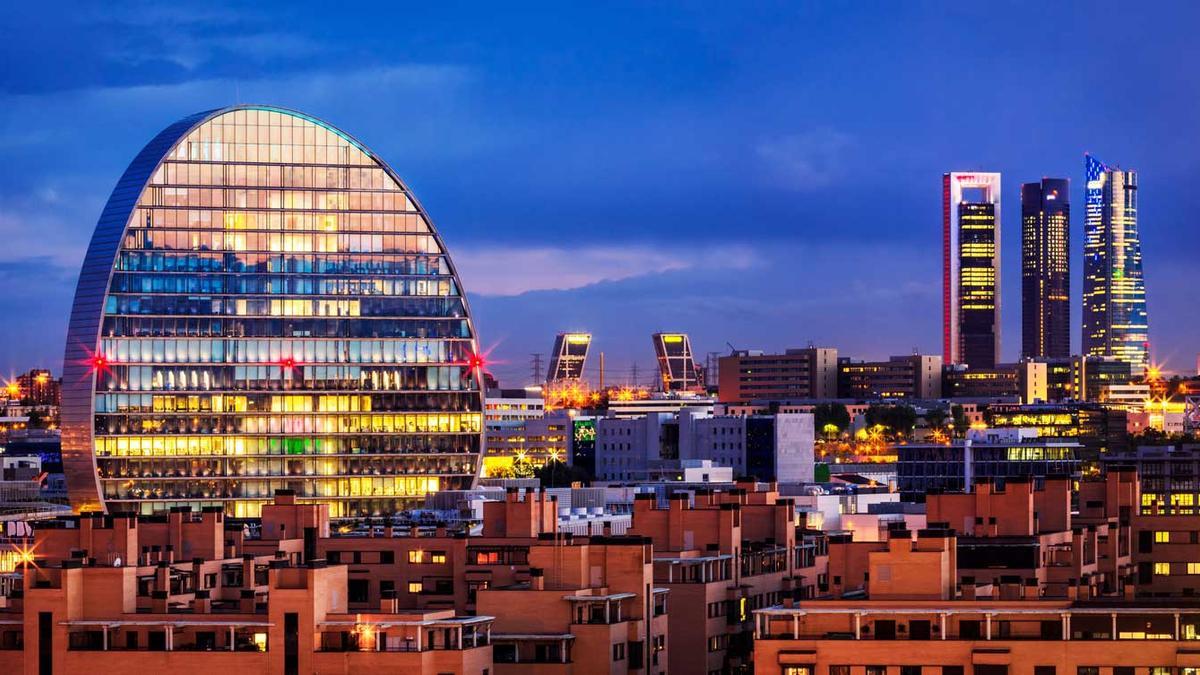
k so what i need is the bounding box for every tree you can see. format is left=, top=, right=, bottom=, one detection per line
left=535, top=460, right=591, bottom=488
left=813, top=403, right=851, bottom=433
left=923, top=408, right=948, bottom=430
left=950, top=405, right=968, bottom=437
left=864, top=404, right=917, bottom=439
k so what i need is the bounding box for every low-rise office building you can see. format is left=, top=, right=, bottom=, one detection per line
left=896, top=428, right=1081, bottom=502
left=595, top=410, right=815, bottom=484
left=718, top=348, right=839, bottom=403
left=837, top=355, right=943, bottom=400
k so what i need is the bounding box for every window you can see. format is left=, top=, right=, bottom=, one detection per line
left=431, top=551, right=447, bottom=564
left=1156, top=531, right=1171, bottom=543
left=408, top=550, right=425, bottom=564
left=943, top=668, right=964, bottom=675
left=379, top=551, right=395, bottom=565
left=830, top=667, right=851, bottom=675
left=866, top=667, right=886, bottom=675
left=348, top=579, right=369, bottom=603
left=1078, top=667, right=1100, bottom=675
left=902, top=667, right=922, bottom=675
left=408, top=581, right=423, bottom=594
left=1156, top=562, right=1171, bottom=576
left=1035, top=667, right=1056, bottom=675
left=784, top=668, right=814, bottom=675
left=379, top=580, right=394, bottom=595
left=612, top=642, right=626, bottom=661
left=1150, top=669, right=1172, bottom=675
left=707, top=635, right=728, bottom=652
left=1189, top=563, right=1200, bottom=575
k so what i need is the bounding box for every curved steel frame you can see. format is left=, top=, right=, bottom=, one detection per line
left=61, top=105, right=485, bottom=513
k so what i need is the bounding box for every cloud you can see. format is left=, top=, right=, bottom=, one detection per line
left=452, top=243, right=756, bottom=296
left=755, top=128, right=855, bottom=190
left=468, top=240, right=942, bottom=387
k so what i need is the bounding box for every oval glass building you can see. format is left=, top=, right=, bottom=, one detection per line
left=62, top=105, right=484, bottom=517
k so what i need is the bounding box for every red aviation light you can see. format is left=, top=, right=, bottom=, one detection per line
left=280, top=357, right=299, bottom=370
left=89, top=354, right=109, bottom=374
left=468, top=353, right=486, bottom=371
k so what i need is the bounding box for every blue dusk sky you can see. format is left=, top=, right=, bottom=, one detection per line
left=1, top=2, right=1198, bottom=385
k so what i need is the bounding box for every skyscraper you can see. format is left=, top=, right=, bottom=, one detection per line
left=943, top=172, right=1001, bottom=369
left=651, top=333, right=705, bottom=393
left=546, top=332, right=591, bottom=383
left=1021, top=178, right=1071, bottom=359
left=1082, top=154, right=1149, bottom=374
left=61, top=106, right=484, bottom=517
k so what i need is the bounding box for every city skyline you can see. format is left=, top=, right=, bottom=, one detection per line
left=3, top=3, right=1200, bottom=387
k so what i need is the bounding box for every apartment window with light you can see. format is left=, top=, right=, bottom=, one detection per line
left=1156, top=562, right=1171, bottom=576
left=1156, top=531, right=1171, bottom=543
left=431, top=551, right=447, bottom=564
left=784, top=667, right=814, bottom=675
left=408, top=550, right=425, bottom=564
left=408, top=582, right=422, bottom=593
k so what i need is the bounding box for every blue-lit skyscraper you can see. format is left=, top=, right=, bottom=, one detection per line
left=61, top=106, right=484, bottom=517
left=1082, top=154, right=1149, bottom=374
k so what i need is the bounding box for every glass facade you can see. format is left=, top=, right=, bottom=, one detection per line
left=547, top=332, right=591, bottom=382
left=651, top=333, right=704, bottom=393
left=1021, top=178, right=1070, bottom=360
left=942, top=172, right=1001, bottom=369
left=957, top=202, right=999, bottom=369
left=1082, top=154, right=1149, bottom=374
left=62, top=106, right=483, bottom=517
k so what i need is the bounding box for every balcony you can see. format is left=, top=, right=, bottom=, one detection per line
left=755, top=605, right=1200, bottom=643
left=63, top=620, right=271, bottom=652
left=566, top=593, right=635, bottom=625
left=492, top=633, right=575, bottom=664
left=315, top=616, right=492, bottom=652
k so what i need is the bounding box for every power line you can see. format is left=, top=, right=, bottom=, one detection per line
left=529, top=353, right=544, bottom=384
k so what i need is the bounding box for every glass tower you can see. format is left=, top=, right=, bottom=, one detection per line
left=1082, top=154, right=1148, bottom=374
left=1021, top=178, right=1070, bottom=359
left=62, top=106, right=484, bottom=517
left=943, top=172, right=1001, bottom=369
left=546, top=332, right=591, bottom=383
left=651, top=332, right=705, bottom=393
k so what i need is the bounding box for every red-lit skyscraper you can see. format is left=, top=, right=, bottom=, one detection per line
left=943, top=172, right=1001, bottom=369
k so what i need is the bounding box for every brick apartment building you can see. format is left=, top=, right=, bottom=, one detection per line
left=626, top=482, right=828, bottom=674
left=753, top=467, right=1200, bottom=675
left=0, top=481, right=820, bottom=674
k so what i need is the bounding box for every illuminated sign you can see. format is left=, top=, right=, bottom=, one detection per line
left=566, top=334, right=591, bottom=345
left=661, top=335, right=684, bottom=344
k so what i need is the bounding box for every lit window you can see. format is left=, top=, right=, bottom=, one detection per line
left=431, top=552, right=447, bottom=564
left=408, top=582, right=422, bottom=594
left=1155, top=562, right=1171, bottom=576
left=408, top=550, right=424, bottom=564
left=1188, top=563, right=1200, bottom=575
left=1155, top=531, right=1170, bottom=543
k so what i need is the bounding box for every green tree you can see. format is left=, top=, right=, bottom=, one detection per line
left=535, top=460, right=591, bottom=488
left=950, top=404, right=968, bottom=437
left=813, top=403, right=851, bottom=433
left=923, top=408, right=948, bottom=430
left=864, top=404, right=917, bottom=439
